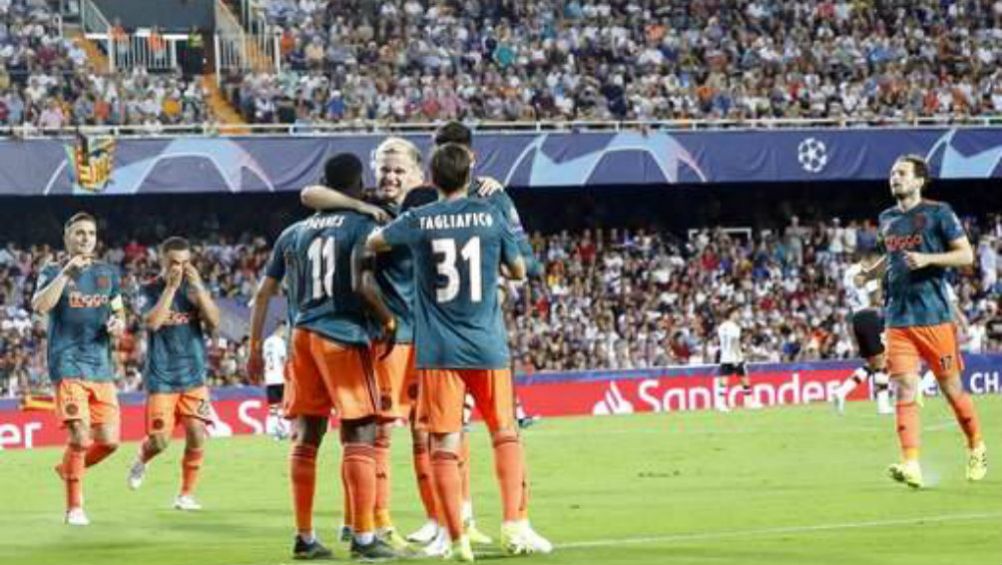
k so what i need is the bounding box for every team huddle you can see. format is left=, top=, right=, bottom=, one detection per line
left=32, top=126, right=987, bottom=561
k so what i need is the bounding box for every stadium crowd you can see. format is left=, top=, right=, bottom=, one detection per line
left=230, top=0, right=1002, bottom=124
left=2, top=215, right=1001, bottom=397
left=0, top=1, right=210, bottom=131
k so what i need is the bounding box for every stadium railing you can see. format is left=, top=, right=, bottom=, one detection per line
left=3, top=115, right=1001, bottom=139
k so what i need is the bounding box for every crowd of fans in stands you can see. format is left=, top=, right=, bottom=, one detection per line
left=228, top=0, right=1002, bottom=125
left=0, top=0, right=210, bottom=131
left=2, top=215, right=1001, bottom=397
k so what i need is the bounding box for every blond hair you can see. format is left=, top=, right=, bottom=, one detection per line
left=373, top=137, right=422, bottom=168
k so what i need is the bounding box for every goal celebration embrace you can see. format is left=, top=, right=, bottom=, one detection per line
left=2, top=3, right=1001, bottom=563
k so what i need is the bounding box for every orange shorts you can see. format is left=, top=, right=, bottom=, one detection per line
left=286, top=328, right=377, bottom=421
left=416, top=368, right=515, bottom=434
left=146, top=386, right=212, bottom=435
left=373, top=343, right=418, bottom=420
left=56, top=379, right=119, bottom=427
left=886, top=322, right=964, bottom=378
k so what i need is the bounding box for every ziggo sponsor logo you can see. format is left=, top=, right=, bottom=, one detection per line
left=68, top=291, right=110, bottom=309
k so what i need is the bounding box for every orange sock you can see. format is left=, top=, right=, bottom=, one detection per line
left=896, top=402, right=920, bottom=461
left=290, top=443, right=318, bottom=535
left=946, top=393, right=982, bottom=448
left=431, top=450, right=463, bottom=540
left=459, top=434, right=471, bottom=504
left=180, top=447, right=204, bottom=496
left=413, top=445, right=438, bottom=521
left=492, top=433, right=524, bottom=522
left=62, top=444, right=87, bottom=510
left=84, top=442, right=117, bottom=468
left=344, top=444, right=377, bottom=536
left=374, top=435, right=392, bottom=529
left=341, top=457, right=353, bottom=530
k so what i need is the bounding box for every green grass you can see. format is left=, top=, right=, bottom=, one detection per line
left=2, top=397, right=1000, bottom=565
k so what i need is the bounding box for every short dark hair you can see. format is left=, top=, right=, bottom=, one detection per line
left=64, top=212, right=96, bottom=231
left=323, top=152, right=364, bottom=196
left=160, top=236, right=190, bottom=254
left=434, top=121, right=473, bottom=148
left=898, top=154, right=930, bottom=188
left=430, top=143, right=472, bottom=194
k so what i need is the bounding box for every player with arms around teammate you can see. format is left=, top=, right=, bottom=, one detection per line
left=714, top=306, right=761, bottom=411
left=249, top=153, right=399, bottom=560
left=858, top=155, right=986, bottom=488
left=32, top=212, right=126, bottom=526
left=127, top=237, right=220, bottom=510
left=832, top=249, right=893, bottom=415
left=366, top=144, right=551, bottom=561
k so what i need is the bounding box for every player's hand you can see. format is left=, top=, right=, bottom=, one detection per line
left=246, top=350, right=264, bottom=384
left=106, top=316, right=125, bottom=337
left=359, top=202, right=391, bottom=224
left=379, top=318, right=397, bottom=361
left=166, top=264, right=184, bottom=289
left=904, top=251, right=931, bottom=270
left=183, top=263, right=205, bottom=290
left=476, top=176, right=504, bottom=197
left=62, top=255, right=92, bottom=277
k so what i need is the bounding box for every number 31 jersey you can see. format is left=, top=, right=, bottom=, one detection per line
left=380, top=198, right=520, bottom=370
left=265, top=211, right=377, bottom=346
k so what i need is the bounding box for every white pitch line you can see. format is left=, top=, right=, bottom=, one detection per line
left=557, top=511, right=1002, bottom=549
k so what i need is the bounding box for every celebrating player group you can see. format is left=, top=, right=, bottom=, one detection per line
left=32, top=124, right=985, bottom=561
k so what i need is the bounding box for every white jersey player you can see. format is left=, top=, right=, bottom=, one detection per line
left=263, top=321, right=289, bottom=440
left=715, top=306, right=760, bottom=411
left=833, top=253, right=893, bottom=414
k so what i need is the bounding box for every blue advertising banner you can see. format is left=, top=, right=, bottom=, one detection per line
left=0, top=127, right=1000, bottom=196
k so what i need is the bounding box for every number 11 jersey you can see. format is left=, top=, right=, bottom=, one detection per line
left=265, top=211, right=377, bottom=346
left=380, top=197, right=520, bottom=370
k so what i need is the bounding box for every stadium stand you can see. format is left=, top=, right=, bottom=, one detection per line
left=230, top=0, right=1002, bottom=124
left=3, top=216, right=1000, bottom=397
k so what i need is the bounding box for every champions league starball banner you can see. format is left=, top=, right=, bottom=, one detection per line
left=1, top=356, right=999, bottom=450
left=0, top=127, right=1001, bottom=196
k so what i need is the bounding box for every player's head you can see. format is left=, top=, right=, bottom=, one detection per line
left=435, top=120, right=476, bottom=165
left=159, top=236, right=191, bottom=273
left=373, top=137, right=423, bottom=203
left=726, top=305, right=740, bottom=321
left=889, top=155, right=929, bottom=201
left=63, top=212, right=97, bottom=256
left=323, top=152, right=365, bottom=199
left=430, top=143, right=472, bottom=197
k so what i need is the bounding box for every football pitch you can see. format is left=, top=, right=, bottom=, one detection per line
left=2, top=397, right=1000, bottom=565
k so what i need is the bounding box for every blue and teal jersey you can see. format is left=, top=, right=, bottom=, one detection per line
left=277, top=211, right=378, bottom=346
left=37, top=261, right=121, bottom=383
left=403, top=184, right=542, bottom=278
left=380, top=197, right=521, bottom=369
left=373, top=201, right=415, bottom=343
left=264, top=220, right=305, bottom=328
left=139, top=278, right=207, bottom=393
left=878, top=200, right=967, bottom=328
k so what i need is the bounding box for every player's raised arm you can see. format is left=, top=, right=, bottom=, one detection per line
left=185, top=263, right=220, bottom=331
left=905, top=236, right=974, bottom=271
left=300, top=184, right=389, bottom=223
left=32, top=257, right=89, bottom=314
left=145, top=264, right=183, bottom=331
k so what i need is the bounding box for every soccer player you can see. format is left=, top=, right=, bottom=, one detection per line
left=32, top=212, right=126, bottom=526
left=127, top=237, right=220, bottom=510
left=248, top=153, right=398, bottom=560
left=858, top=155, right=986, bottom=488
left=263, top=321, right=290, bottom=440
left=714, top=306, right=761, bottom=411
left=366, top=143, right=552, bottom=560
left=832, top=250, right=893, bottom=415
